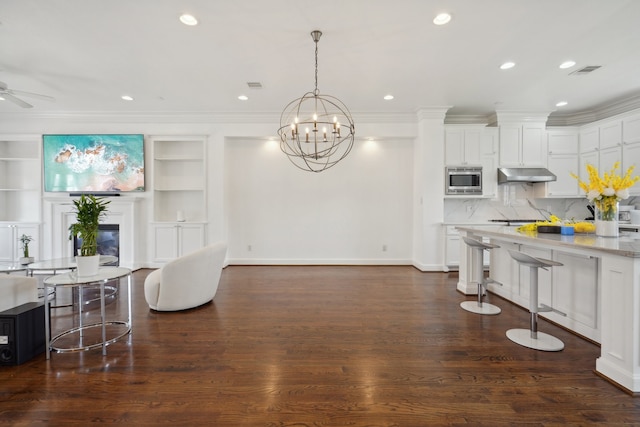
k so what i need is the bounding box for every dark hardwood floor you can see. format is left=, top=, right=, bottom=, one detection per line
left=1, top=266, right=638, bottom=426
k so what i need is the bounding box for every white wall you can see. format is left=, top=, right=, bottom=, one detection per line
left=0, top=113, right=423, bottom=267
left=224, top=136, right=414, bottom=264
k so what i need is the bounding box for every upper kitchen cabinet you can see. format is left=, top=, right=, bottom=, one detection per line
left=599, top=120, right=622, bottom=171
left=481, top=127, right=499, bottom=198
left=622, top=113, right=640, bottom=195
left=542, top=128, right=580, bottom=197
left=499, top=123, right=546, bottom=167
left=445, top=125, right=483, bottom=166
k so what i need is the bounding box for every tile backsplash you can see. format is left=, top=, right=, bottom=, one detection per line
left=444, top=183, right=639, bottom=223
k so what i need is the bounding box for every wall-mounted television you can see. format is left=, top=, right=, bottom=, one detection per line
left=43, top=134, right=145, bottom=193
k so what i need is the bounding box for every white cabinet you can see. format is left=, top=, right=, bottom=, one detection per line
left=499, top=123, right=546, bottom=167
left=149, top=135, right=208, bottom=264
left=545, top=155, right=579, bottom=197
left=599, top=147, right=621, bottom=173
left=551, top=252, right=598, bottom=334
left=444, top=226, right=461, bottom=269
left=0, top=223, right=40, bottom=263
left=481, top=128, right=498, bottom=197
left=0, top=136, right=41, bottom=222
left=622, top=114, right=640, bottom=196
left=151, top=223, right=206, bottom=263
left=543, top=129, right=580, bottom=197
left=623, top=113, right=640, bottom=144
left=579, top=126, right=599, bottom=154
left=445, top=126, right=482, bottom=166
left=599, top=120, right=622, bottom=151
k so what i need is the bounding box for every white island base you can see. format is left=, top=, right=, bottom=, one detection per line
left=457, top=225, right=640, bottom=394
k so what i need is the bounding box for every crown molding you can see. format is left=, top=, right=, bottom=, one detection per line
left=547, top=91, right=640, bottom=126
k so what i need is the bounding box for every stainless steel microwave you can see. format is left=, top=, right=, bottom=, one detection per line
left=445, top=166, right=482, bottom=195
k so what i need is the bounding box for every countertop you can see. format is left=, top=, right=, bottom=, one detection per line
left=455, top=225, right=640, bottom=258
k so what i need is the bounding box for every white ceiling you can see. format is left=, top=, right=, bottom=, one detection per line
left=2, top=0, right=640, bottom=121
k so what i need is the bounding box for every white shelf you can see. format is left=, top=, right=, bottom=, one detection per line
left=150, top=135, right=207, bottom=224
left=0, top=137, right=41, bottom=222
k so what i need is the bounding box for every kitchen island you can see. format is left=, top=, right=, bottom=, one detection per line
left=456, top=225, right=640, bottom=394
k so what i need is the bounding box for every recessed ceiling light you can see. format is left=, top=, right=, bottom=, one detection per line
left=556, top=101, right=568, bottom=107
left=121, top=95, right=134, bottom=101
left=500, top=61, right=516, bottom=70
left=179, top=14, right=198, bottom=26
left=383, top=94, right=394, bottom=100
left=238, top=95, right=249, bottom=101
left=559, top=60, right=576, bottom=69
left=433, top=13, right=452, bottom=25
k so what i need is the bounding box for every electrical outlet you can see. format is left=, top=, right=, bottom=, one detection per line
left=247, top=245, right=252, bottom=252
left=382, top=244, right=387, bottom=252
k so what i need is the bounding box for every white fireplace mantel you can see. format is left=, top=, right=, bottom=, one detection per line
left=43, top=196, right=143, bottom=269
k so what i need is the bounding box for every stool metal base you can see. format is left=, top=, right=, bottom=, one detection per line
left=506, top=328, right=564, bottom=351
left=460, top=300, right=501, bottom=315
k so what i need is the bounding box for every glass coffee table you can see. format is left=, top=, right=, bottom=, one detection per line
left=43, top=266, right=132, bottom=359
left=0, top=262, right=27, bottom=274
left=28, top=256, right=118, bottom=307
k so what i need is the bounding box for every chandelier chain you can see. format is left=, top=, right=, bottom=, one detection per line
left=314, top=38, right=319, bottom=95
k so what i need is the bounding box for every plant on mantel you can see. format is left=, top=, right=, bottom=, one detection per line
left=68, top=195, right=110, bottom=256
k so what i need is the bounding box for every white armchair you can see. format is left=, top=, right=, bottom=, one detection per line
left=0, top=275, right=39, bottom=312
left=144, top=242, right=227, bottom=311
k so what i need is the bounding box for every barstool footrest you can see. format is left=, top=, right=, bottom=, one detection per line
left=538, top=304, right=567, bottom=317
left=484, top=278, right=502, bottom=287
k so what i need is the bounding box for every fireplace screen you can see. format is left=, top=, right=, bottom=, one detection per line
left=73, top=224, right=119, bottom=265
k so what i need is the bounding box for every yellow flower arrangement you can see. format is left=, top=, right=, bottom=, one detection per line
left=571, top=162, right=639, bottom=221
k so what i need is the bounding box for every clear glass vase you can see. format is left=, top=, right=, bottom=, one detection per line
left=595, top=198, right=619, bottom=237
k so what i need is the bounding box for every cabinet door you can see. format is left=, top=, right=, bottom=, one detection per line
left=580, top=127, right=599, bottom=153
left=152, top=225, right=179, bottom=262
left=623, top=114, right=640, bottom=144
left=178, top=224, right=206, bottom=256
left=0, top=225, right=15, bottom=262
left=548, top=131, right=578, bottom=155
left=463, top=130, right=482, bottom=165
left=623, top=142, right=640, bottom=196
left=522, top=124, right=546, bottom=166
left=553, top=252, right=598, bottom=329
left=445, top=130, right=464, bottom=165
left=579, top=151, right=599, bottom=183
left=499, top=126, right=521, bottom=166
left=600, top=120, right=622, bottom=150
left=599, top=146, right=621, bottom=172
left=546, top=155, right=579, bottom=197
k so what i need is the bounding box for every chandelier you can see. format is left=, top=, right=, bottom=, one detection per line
left=277, top=30, right=355, bottom=173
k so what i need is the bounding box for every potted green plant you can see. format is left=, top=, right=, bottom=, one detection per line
left=18, top=234, right=34, bottom=265
left=68, top=195, right=110, bottom=276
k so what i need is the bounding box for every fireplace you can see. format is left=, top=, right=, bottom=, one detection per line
left=73, top=224, right=120, bottom=265
left=47, top=196, right=140, bottom=269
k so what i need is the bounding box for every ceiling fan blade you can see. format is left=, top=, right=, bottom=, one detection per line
left=9, top=89, right=55, bottom=102
left=2, top=93, right=33, bottom=108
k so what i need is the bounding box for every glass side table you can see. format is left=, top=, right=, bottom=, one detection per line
left=43, top=266, right=132, bottom=359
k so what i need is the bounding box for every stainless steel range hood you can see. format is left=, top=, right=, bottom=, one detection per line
left=497, top=167, right=557, bottom=184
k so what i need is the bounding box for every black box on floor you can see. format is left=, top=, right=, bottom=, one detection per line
left=0, top=302, right=45, bottom=366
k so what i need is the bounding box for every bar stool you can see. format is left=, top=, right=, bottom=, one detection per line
left=507, top=250, right=565, bottom=351
left=460, top=236, right=502, bottom=315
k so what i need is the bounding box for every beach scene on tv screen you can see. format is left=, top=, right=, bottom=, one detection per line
left=43, top=134, right=144, bottom=192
